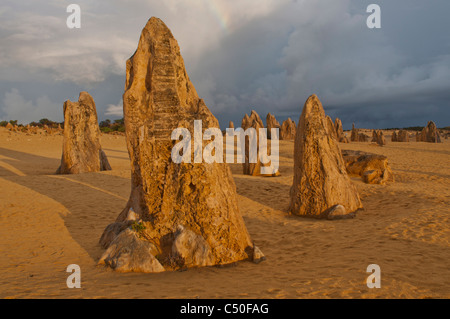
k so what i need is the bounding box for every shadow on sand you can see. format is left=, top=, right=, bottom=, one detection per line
left=0, top=147, right=130, bottom=261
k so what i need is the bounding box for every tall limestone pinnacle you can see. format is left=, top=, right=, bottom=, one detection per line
left=289, top=95, right=363, bottom=219
left=56, top=92, right=111, bottom=174
left=99, top=17, right=262, bottom=273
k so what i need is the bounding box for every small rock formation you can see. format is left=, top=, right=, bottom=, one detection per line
left=342, top=150, right=394, bottom=185
left=229, top=121, right=234, bottom=129
left=419, top=121, right=441, bottom=143
left=334, top=118, right=349, bottom=143
left=266, top=113, right=280, bottom=139
left=289, top=95, right=362, bottom=220
left=5, top=123, right=13, bottom=130
left=280, top=118, right=296, bottom=140
left=99, top=17, right=261, bottom=273
left=351, top=123, right=358, bottom=142
left=242, top=110, right=264, bottom=130
left=391, top=131, right=398, bottom=142
left=371, top=130, right=386, bottom=146
left=241, top=111, right=279, bottom=176
left=43, top=125, right=52, bottom=135
left=358, top=132, right=369, bottom=142
left=56, top=92, right=112, bottom=174
left=397, top=130, right=409, bottom=142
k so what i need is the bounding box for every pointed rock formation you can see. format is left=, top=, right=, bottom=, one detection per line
left=289, top=95, right=362, bottom=220
left=99, top=17, right=260, bottom=273
left=56, top=92, right=112, bottom=174
left=266, top=113, right=281, bottom=140
left=419, top=121, right=441, bottom=143
left=242, top=110, right=264, bottom=130
left=229, top=121, right=234, bottom=129
left=5, top=123, right=13, bottom=131
left=351, top=123, right=358, bottom=142
left=334, top=118, right=349, bottom=143
left=280, top=118, right=296, bottom=140
left=241, top=111, right=279, bottom=176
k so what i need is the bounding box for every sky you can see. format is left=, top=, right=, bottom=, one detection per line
left=0, top=0, right=449, bottom=130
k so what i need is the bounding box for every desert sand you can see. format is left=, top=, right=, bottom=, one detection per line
left=0, top=127, right=449, bottom=298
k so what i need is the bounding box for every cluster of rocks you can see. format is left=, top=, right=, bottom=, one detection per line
left=351, top=124, right=369, bottom=142
left=371, top=130, right=386, bottom=146
left=3, top=123, right=62, bottom=135
left=417, top=121, right=442, bottom=143
left=391, top=130, right=409, bottom=142
left=241, top=110, right=279, bottom=177
left=236, top=110, right=353, bottom=145
left=44, top=17, right=420, bottom=274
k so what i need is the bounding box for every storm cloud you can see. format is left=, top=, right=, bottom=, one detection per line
left=0, top=0, right=449, bottom=129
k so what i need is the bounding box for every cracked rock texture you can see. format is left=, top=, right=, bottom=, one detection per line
left=289, top=94, right=362, bottom=219
left=99, top=17, right=260, bottom=272
left=56, top=92, right=111, bottom=174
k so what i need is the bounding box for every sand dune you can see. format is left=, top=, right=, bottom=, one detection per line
left=0, top=127, right=449, bottom=298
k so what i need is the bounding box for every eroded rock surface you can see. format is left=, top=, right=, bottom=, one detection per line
left=419, top=121, right=441, bottom=143
left=266, top=113, right=280, bottom=140
left=342, top=150, right=394, bottom=185
left=241, top=111, right=279, bottom=176
left=99, top=17, right=260, bottom=273
left=289, top=95, right=362, bottom=219
left=280, top=118, right=296, bottom=140
left=56, top=92, right=111, bottom=174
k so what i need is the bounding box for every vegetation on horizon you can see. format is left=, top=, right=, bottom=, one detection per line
left=1, top=118, right=448, bottom=133
left=99, top=118, right=125, bottom=133
left=0, top=117, right=126, bottom=133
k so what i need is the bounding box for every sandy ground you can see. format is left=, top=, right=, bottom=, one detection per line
left=0, top=127, right=449, bottom=299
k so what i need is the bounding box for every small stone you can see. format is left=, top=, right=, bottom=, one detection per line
left=98, top=229, right=164, bottom=273
left=252, top=245, right=266, bottom=264
left=326, top=205, right=354, bottom=220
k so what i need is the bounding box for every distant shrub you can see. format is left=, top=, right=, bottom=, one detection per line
left=0, top=121, right=8, bottom=127
left=100, top=127, right=113, bottom=133
left=98, top=118, right=125, bottom=134
left=99, top=119, right=111, bottom=128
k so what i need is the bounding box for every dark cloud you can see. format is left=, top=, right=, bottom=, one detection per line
left=0, top=0, right=449, bottom=130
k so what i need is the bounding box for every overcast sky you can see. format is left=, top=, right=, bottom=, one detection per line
left=0, top=0, right=449, bottom=129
